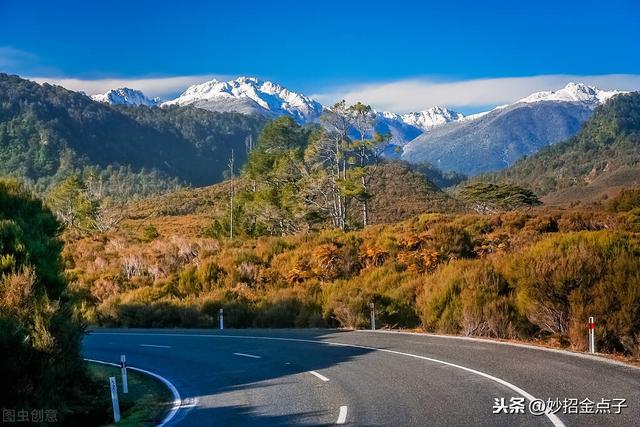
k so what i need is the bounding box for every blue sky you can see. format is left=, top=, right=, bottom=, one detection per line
left=1, top=0, right=639, bottom=113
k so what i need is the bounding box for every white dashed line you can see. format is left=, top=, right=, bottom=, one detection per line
left=140, top=344, right=172, bottom=348
left=233, top=352, right=262, bottom=359
left=91, top=332, right=566, bottom=427
left=337, top=405, right=348, bottom=424
left=309, top=370, right=329, bottom=382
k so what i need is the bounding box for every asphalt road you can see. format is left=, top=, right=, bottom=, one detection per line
left=82, top=329, right=640, bottom=426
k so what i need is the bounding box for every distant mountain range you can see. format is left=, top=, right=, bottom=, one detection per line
left=91, top=77, right=469, bottom=149
left=1, top=72, right=637, bottom=204
left=92, top=87, right=160, bottom=107
left=400, top=83, right=623, bottom=175
left=90, top=78, right=626, bottom=176
left=375, top=107, right=464, bottom=148
left=484, top=91, right=640, bottom=205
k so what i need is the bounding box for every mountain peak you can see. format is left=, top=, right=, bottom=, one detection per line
left=91, top=87, right=159, bottom=107
left=162, top=77, right=323, bottom=123
left=400, top=106, right=464, bottom=130
left=516, top=82, right=623, bottom=108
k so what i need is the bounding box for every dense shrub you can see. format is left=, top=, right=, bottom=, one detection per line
left=65, top=198, right=640, bottom=356
left=140, top=224, right=160, bottom=242
left=557, top=211, right=607, bottom=231
left=417, top=260, right=527, bottom=338
left=508, top=231, right=640, bottom=354
left=0, top=178, right=107, bottom=423
left=606, top=187, right=640, bottom=212
left=324, top=266, right=420, bottom=329
left=428, top=224, right=474, bottom=259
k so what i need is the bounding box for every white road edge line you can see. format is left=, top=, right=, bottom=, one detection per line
left=140, top=344, right=172, bottom=348
left=356, top=330, right=640, bottom=371
left=84, top=357, right=182, bottom=427
left=90, top=333, right=566, bottom=427
left=337, top=405, right=348, bottom=424
left=233, top=352, right=262, bottom=359
left=309, top=370, right=330, bottom=382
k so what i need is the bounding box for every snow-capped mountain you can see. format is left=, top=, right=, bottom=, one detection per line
left=515, top=82, right=622, bottom=109
left=373, top=112, right=422, bottom=148
left=373, top=106, right=465, bottom=149
left=400, top=82, right=627, bottom=175
left=163, top=77, right=324, bottom=123
left=161, top=75, right=466, bottom=137
left=400, top=106, right=465, bottom=130
left=91, top=88, right=160, bottom=107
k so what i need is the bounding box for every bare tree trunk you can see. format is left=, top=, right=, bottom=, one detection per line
left=360, top=143, right=369, bottom=227
left=228, top=149, right=235, bottom=240
left=361, top=175, right=368, bottom=227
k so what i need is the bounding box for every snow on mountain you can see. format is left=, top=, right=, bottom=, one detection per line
left=400, top=82, right=626, bottom=175
left=459, top=105, right=509, bottom=122
left=400, top=106, right=465, bottom=130
left=373, top=107, right=465, bottom=149
left=91, top=88, right=160, bottom=107
left=515, top=82, right=623, bottom=109
left=163, top=77, right=324, bottom=123
left=373, top=112, right=420, bottom=148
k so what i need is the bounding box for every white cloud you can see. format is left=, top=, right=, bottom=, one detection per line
left=313, top=74, right=640, bottom=113
left=1, top=46, right=224, bottom=98
left=26, top=74, right=229, bottom=99
left=18, top=72, right=640, bottom=112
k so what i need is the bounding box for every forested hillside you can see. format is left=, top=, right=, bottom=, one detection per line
left=484, top=92, right=640, bottom=201
left=0, top=74, right=265, bottom=197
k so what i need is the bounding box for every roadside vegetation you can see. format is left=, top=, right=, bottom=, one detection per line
left=63, top=193, right=640, bottom=356
left=87, top=362, right=173, bottom=427
left=0, top=178, right=108, bottom=424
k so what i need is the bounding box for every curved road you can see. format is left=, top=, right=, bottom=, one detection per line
left=83, top=329, right=640, bottom=426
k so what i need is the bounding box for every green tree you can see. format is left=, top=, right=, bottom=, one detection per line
left=239, top=104, right=387, bottom=235
left=307, top=101, right=386, bottom=229
left=0, top=177, right=100, bottom=422
left=47, top=175, right=124, bottom=232
left=242, top=117, right=313, bottom=235
left=346, top=102, right=376, bottom=226
left=46, top=175, right=95, bottom=229
left=458, top=182, right=541, bottom=213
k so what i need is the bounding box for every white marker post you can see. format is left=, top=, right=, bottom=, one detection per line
left=588, top=316, right=596, bottom=354
left=120, top=355, right=128, bottom=394
left=219, top=308, right=224, bottom=330
left=370, top=303, right=376, bottom=331
left=109, top=376, right=121, bottom=423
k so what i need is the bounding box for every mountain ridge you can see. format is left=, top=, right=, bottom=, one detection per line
left=162, top=76, right=324, bottom=123
left=29, top=75, right=637, bottom=181
left=480, top=91, right=640, bottom=203
left=91, top=87, right=160, bottom=106
left=514, top=82, right=622, bottom=108
left=0, top=73, right=265, bottom=196
left=400, top=83, right=624, bottom=175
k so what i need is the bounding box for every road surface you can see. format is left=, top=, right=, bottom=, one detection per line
left=82, top=329, right=640, bottom=426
